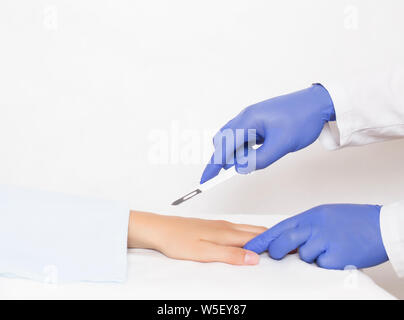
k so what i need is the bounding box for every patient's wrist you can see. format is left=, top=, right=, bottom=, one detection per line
left=127, top=211, right=160, bottom=250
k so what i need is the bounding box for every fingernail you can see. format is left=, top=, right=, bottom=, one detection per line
left=244, top=251, right=260, bottom=265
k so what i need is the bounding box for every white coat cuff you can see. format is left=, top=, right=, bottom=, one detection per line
left=0, top=185, right=130, bottom=283
left=380, top=201, right=404, bottom=278
left=318, top=81, right=353, bottom=150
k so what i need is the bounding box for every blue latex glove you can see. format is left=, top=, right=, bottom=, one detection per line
left=200, top=84, right=335, bottom=184
left=244, top=204, right=388, bottom=270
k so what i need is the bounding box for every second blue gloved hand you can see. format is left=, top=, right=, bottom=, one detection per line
left=201, top=84, right=335, bottom=184
left=244, top=204, right=388, bottom=270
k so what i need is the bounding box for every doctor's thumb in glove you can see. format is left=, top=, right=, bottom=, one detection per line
left=244, top=204, right=388, bottom=270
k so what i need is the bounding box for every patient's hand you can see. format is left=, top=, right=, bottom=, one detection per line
left=127, top=211, right=266, bottom=265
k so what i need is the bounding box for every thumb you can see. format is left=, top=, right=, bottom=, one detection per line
left=200, top=160, right=222, bottom=184
left=244, top=215, right=300, bottom=254
left=197, top=242, right=260, bottom=266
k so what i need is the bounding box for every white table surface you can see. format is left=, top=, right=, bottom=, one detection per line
left=0, top=214, right=395, bottom=300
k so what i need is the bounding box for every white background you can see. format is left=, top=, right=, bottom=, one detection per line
left=1, top=0, right=404, bottom=298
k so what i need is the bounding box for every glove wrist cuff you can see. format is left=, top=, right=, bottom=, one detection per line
left=312, top=83, right=336, bottom=122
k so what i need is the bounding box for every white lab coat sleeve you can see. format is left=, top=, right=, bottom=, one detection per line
left=317, top=66, right=404, bottom=277
left=0, top=184, right=130, bottom=283
left=380, top=202, right=404, bottom=277
left=318, top=65, right=404, bottom=150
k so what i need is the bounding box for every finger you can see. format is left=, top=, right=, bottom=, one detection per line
left=243, top=215, right=300, bottom=254
left=223, top=162, right=236, bottom=170
left=197, top=241, right=260, bottom=265
left=200, top=153, right=238, bottom=184
left=226, top=138, right=263, bottom=172
left=232, top=223, right=268, bottom=234
left=268, top=224, right=311, bottom=260
left=254, top=130, right=290, bottom=170
left=234, top=143, right=256, bottom=174
left=232, top=130, right=289, bottom=174
left=224, top=143, right=247, bottom=172
left=200, top=155, right=223, bottom=184
left=316, top=251, right=340, bottom=270
left=200, top=147, right=248, bottom=184
left=212, top=120, right=247, bottom=166
left=213, top=230, right=263, bottom=247
left=298, top=237, right=326, bottom=264
left=215, top=116, right=253, bottom=159
left=201, top=116, right=257, bottom=184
